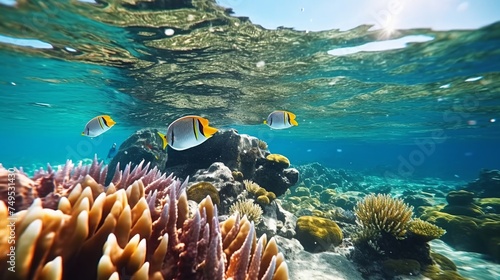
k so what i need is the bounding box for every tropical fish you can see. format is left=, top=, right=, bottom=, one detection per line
left=264, top=110, right=298, bottom=129
left=158, top=115, right=218, bottom=151
left=81, top=115, right=116, bottom=137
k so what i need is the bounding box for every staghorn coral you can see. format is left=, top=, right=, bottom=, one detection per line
left=407, top=218, right=446, bottom=242
left=0, top=159, right=289, bottom=280
left=229, top=199, right=263, bottom=225
left=355, top=193, right=414, bottom=238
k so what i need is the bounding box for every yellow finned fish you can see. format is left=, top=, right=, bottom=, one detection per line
left=158, top=115, right=218, bottom=151
left=81, top=115, right=116, bottom=137
left=264, top=110, right=298, bottom=129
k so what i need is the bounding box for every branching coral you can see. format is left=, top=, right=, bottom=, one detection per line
left=0, top=158, right=288, bottom=280
left=355, top=193, right=414, bottom=238
left=244, top=180, right=261, bottom=194
left=229, top=199, right=263, bottom=225
left=407, top=218, right=446, bottom=242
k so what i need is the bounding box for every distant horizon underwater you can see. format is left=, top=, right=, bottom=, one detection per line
left=1, top=0, right=500, bottom=280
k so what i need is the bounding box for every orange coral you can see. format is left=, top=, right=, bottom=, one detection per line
left=0, top=159, right=289, bottom=280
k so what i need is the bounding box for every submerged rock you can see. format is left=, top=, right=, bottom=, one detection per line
left=106, top=128, right=166, bottom=183
left=165, top=129, right=268, bottom=178
left=465, top=169, right=500, bottom=197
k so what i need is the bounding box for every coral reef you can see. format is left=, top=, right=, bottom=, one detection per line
left=465, top=169, right=500, bottom=197
left=407, top=218, right=446, bottom=242
left=421, top=199, right=500, bottom=262
left=190, top=162, right=243, bottom=214
left=253, top=155, right=299, bottom=197
left=187, top=181, right=220, bottom=205
left=355, top=193, right=413, bottom=239
left=265, top=154, right=290, bottom=169
left=106, top=128, right=167, bottom=183
left=165, top=129, right=268, bottom=179
left=229, top=199, right=263, bottom=225
left=295, top=216, right=343, bottom=252
left=244, top=179, right=276, bottom=205
left=0, top=159, right=289, bottom=280
left=350, top=193, right=456, bottom=279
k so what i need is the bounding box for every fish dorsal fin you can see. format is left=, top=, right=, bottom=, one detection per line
left=286, top=111, right=296, bottom=119
left=102, top=115, right=116, bottom=126
left=197, top=116, right=209, bottom=126
left=196, top=117, right=218, bottom=137
left=286, top=111, right=298, bottom=126
left=203, top=125, right=218, bottom=137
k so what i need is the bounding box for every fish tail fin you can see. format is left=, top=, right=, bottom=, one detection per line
left=263, top=120, right=267, bottom=125
left=291, top=119, right=298, bottom=126
left=157, top=132, right=168, bottom=150
left=81, top=132, right=86, bottom=136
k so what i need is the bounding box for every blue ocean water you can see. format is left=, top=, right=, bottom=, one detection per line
left=1, top=0, right=500, bottom=278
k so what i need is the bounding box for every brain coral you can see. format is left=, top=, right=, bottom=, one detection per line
left=265, top=154, right=290, bottom=169
left=0, top=158, right=288, bottom=280
left=295, top=216, right=343, bottom=252
left=187, top=181, right=221, bottom=205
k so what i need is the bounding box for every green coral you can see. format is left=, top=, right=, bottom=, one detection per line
left=407, top=218, right=446, bottom=242
left=186, top=182, right=220, bottom=205
left=446, top=190, right=475, bottom=205
left=243, top=179, right=260, bottom=193
left=266, top=191, right=276, bottom=201
left=294, top=186, right=310, bottom=197
left=355, top=193, right=414, bottom=238
left=232, top=170, right=244, bottom=182
left=266, top=154, right=290, bottom=168
left=229, top=199, right=263, bottom=225
left=382, top=258, right=421, bottom=277
left=430, top=252, right=457, bottom=271
left=256, top=195, right=270, bottom=205
left=295, top=216, right=343, bottom=252
left=319, top=189, right=336, bottom=203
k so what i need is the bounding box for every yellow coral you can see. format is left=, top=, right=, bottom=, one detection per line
left=266, top=191, right=276, bottom=201
left=229, top=199, right=263, bottom=225
left=255, top=187, right=268, bottom=197
left=407, top=218, right=446, bottom=241
left=243, top=180, right=260, bottom=194
left=232, top=171, right=244, bottom=182
left=266, top=154, right=290, bottom=169
left=355, top=194, right=413, bottom=238
left=187, top=182, right=220, bottom=205
left=295, top=216, right=343, bottom=252
left=256, top=195, right=270, bottom=205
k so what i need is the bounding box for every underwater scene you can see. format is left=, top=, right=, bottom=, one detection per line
left=1, top=0, right=500, bottom=279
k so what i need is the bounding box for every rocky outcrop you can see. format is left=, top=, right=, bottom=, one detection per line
left=164, top=129, right=268, bottom=179
left=106, top=128, right=166, bottom=184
